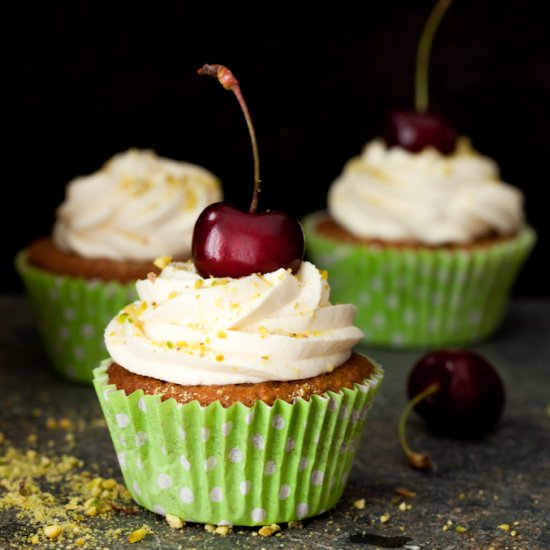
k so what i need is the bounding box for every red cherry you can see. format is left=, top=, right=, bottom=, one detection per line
left=192, top=203, right=304, bottom=278
left=194, top=64, right=304, bottom=278
left=398, top=349, right=505, bottom=470
left=383, top=0, right=456, bottom=155
left=383, top=109, right=457, bottom=154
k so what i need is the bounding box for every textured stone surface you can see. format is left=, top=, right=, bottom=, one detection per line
left=0, top=295, right=549, bottom=549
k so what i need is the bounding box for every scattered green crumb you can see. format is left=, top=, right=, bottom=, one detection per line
left=455, top=525, right=468, bottom=533
left=288, top=520, right=303, bottom=529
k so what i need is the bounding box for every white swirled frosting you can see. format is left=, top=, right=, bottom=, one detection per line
left=328, top=139, right=525, bottom=245
left=105, top=260, right=363, bottom=385
left=53, top=149, right=222, bottom=260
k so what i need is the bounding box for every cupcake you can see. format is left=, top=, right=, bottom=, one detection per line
left=303, top=137, right=536, bottom=348
left=16, top=149, right=222, bottom=383
left=93, top=259, right=383, bottom=526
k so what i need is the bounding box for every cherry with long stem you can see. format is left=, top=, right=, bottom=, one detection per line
left=415, top=0, right=453, bottom=113
left=192, top=64, right=304, bottom=279
left=198, top=64, right=260, bottom=213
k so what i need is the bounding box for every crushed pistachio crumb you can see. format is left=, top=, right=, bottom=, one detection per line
left=353, top=499, right=366, bottom=510
left=166, top=514, right=184, bottom=529
left=499, top=523, right=510, bottom=531
left=320, top=269, right=328, bottom=280
left=44, top=524, right=63, bottom=539
left=380, top=513, right=391, bottom=523
left=205, top=524, right=232, bottom=536
left=258, top=524, right=281, bottom=537
left=288, top=520, right=303, bottom=529
left=153, top=256, right=172, bottom=269
left=194, top=279, right=203, bottom=289
left=455, top=525, right=468, bottom=533
left=511, top=530, right=518, bottom=537
left=0, top=443, right=137, bottom=547
left=128, top=525, right=152, bottom=543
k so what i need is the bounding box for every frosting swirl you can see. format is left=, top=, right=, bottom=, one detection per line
left=328, top=139, right=525, bottom=245
left=105, top=261, right=363, bottom=385
left=53, top=149, right=222, bottom=260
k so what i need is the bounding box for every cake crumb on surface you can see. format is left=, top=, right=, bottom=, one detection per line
left=258, top=524, right=281, bottom=537
left=353, top=498, right=366, bottom=509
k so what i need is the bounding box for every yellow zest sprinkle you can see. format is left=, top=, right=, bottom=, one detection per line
left=217, top=330, right=227, bottom=339
left=321, top=269, right=329, bottom=280
left=499, top=523, right=510, bottom=531
left=258, top=326, right=268, bottom=338
left=44, top=525, right=63, bottom=539
left=380, top=513, right=390, bottom=523
left=117, top=312, right=129, bottom=324
left=194, top=279, right=203, bottom=289
left=261, top=355, right=269, bottom=360
left=215, top=354, right=225, bottom=362
left=153, top=256, right=172, bottom=270
left=211, top=278, right=229, bottom=286
left=168, top=291, right=178, bottom=299
left=511, top=530, right=518, bottom=537
left=353, top=499, right=365, bottom=509
left=166, top=341, right=174, bottom=349
left=30, top=534, right=40, bottom=545
left=128, top=525, right=151, bottom=543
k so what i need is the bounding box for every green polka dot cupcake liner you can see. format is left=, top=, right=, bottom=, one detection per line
left=303, top=214, right=536, bottom=348
left=93, top=359, right=383, bottom=526
left=15, top=251, right=137, bottom=384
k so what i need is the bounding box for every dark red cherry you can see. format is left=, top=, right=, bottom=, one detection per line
left=383, top=0, right=457, bottom=155
left=192, top=202, right=304, bottom=278
left=194, top=65, right=304, bottom=278
left=398, top=348, right=505, bottom=470
left=383, top=109, right=457, bottom=154
left=408, top=349, right=505, bottom=439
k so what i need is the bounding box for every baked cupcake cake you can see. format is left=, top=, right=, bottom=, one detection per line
left=303, top=138, right=535, bottom=348
left=93, top=259, right=383, bottom=526
left=16, top=148, right=222, bottom=383
left=303, top=1, right=535, bottom=348
left=93, top=64, right=383, bottom=527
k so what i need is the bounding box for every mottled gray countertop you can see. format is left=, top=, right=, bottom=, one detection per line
left=0, top=295, right=549, bottom=550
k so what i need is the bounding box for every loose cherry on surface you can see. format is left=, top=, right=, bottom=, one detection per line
left=398, top=349, right=506, bottom=470
left=192, top=64, right=304, bottom=279
left=382, top=0, right=457, bottom=155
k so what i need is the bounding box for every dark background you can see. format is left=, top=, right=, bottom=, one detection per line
left=3, top=1, right=548, bottom=295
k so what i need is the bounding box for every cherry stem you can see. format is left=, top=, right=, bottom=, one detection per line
left=198, top=64, right=260, bottom=213
left=398, top=383, right=440, bottom=470
left=415, top=0, right=453, bottom=113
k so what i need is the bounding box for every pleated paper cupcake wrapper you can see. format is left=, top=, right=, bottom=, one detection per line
left=303, top=214, right=536, bottom=348
left=15, top=251, right=137, bottom=384
left=93, top=360, right=383, bottom=526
